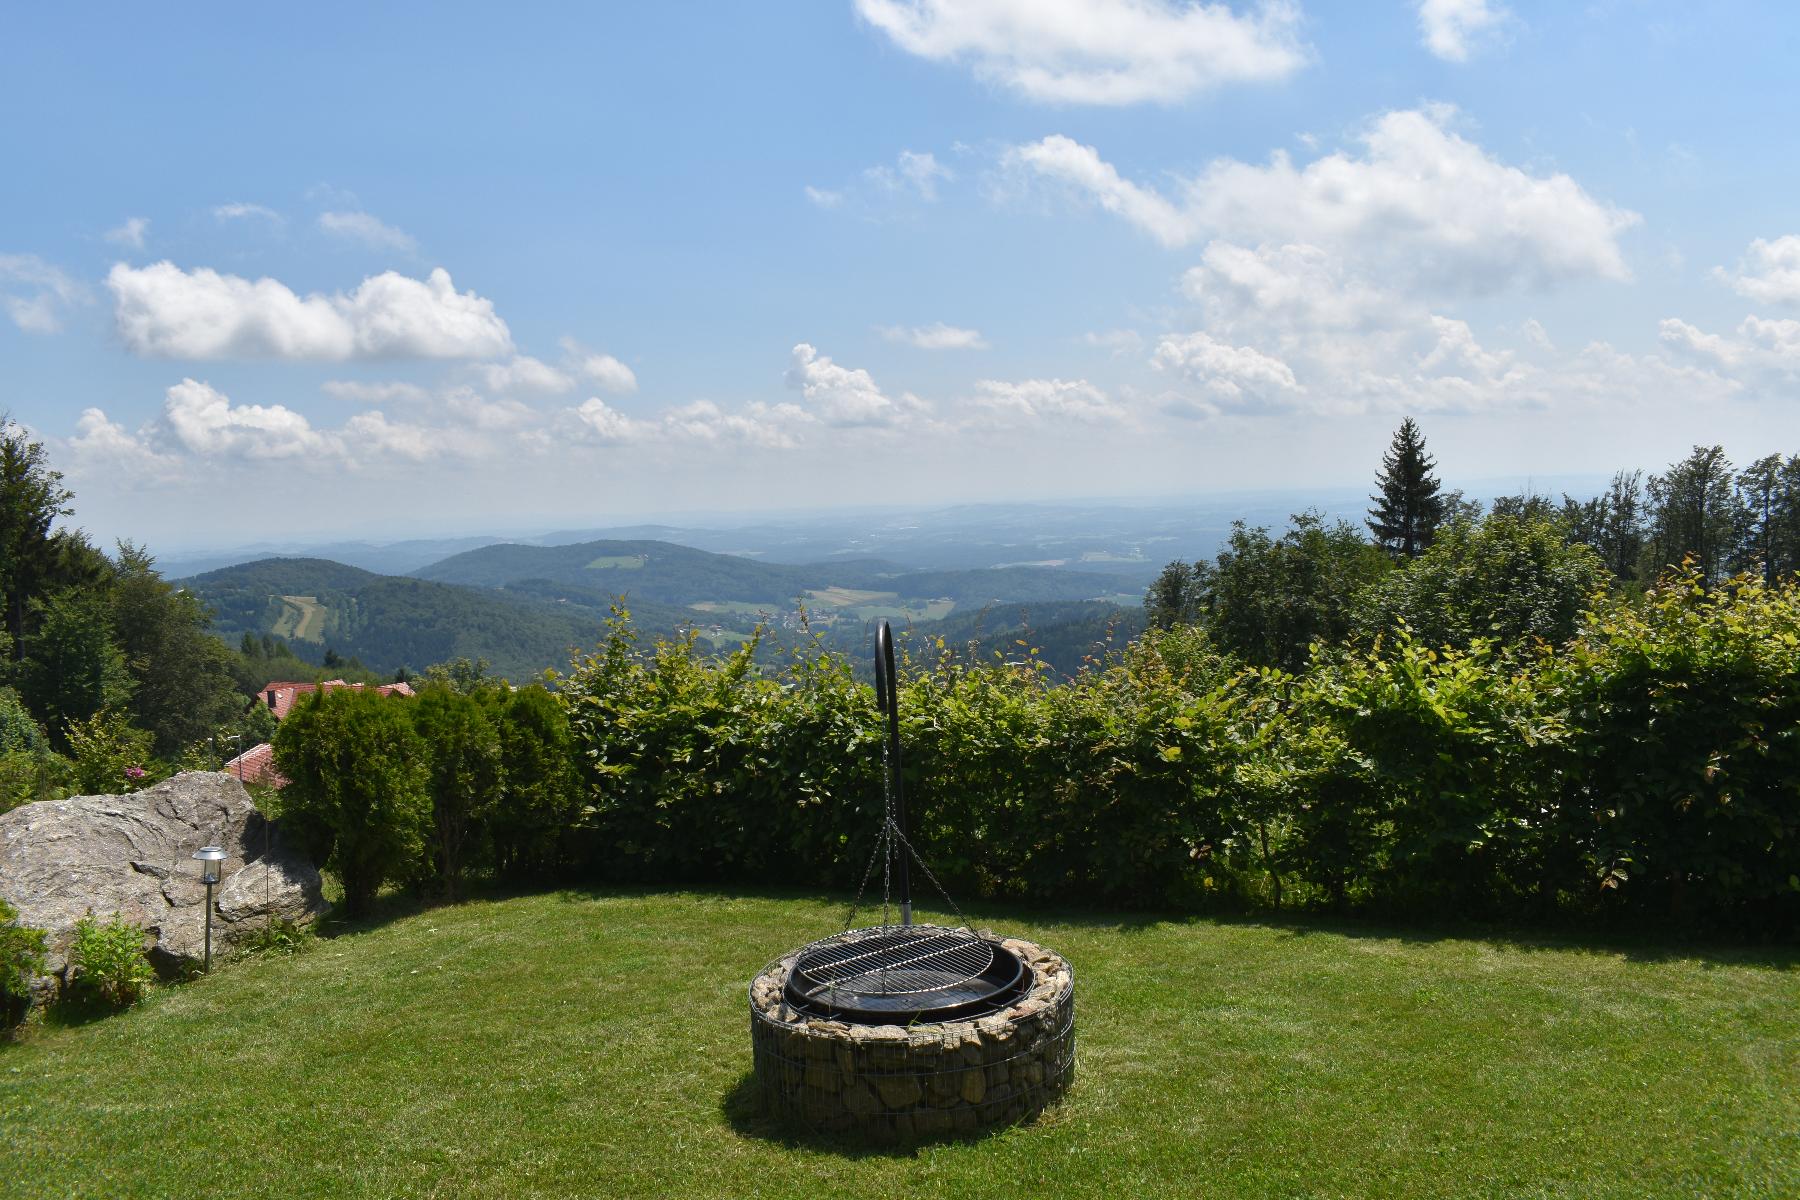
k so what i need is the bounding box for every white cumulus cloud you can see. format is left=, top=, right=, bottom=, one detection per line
left=1661, top=314, right=1800, bottom=375
left=662, top=400, right=814, bottom=449
left=1152, top=331, right=1301, bottom=403
left=880, top=322, right=988, bottom=350
left=319, top=211, right=417, bottom=253
left=560, top=338, right=638, bottom=394
left=1417, top=0, right=1510, bottom=63
left=476, top=355, right=575, bottom=396
left=105, top=217, right=149, bottom=249
left=786, top=343, right=909, bottom=426
left=321, top=379, right=435, bottom=404
left=571, top=397, right=648, bottom=444
left=73, top=378, right=508, bottom=475
left=855, top=0, right=1307, bottom=104
left=107, top=262, right=513, bottom=361
left=1181, top=241, right=1408, bottom=331
left=1007, top=106, right=1639, bottom=292
left=1713, top=235, right=1800, bottom=306
left=971, top=377, right=1122, bottom=423
left=163, top=378, right=332, bottom=459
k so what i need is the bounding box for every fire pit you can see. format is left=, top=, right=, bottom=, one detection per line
left=748, top=623, right=1076, bottom=1140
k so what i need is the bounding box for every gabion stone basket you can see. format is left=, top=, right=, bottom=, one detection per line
left=747, top=621, right=1076, bottom=1141
left=749, top=929, right=1075, bottom=1140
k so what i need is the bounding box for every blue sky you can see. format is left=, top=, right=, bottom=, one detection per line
left=2, top=1, right=1796, bottom=551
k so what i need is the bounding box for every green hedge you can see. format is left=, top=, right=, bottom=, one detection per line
left=553, top=576, right=1800, bottom=934
left=271, top=575, right=1800, bottom=936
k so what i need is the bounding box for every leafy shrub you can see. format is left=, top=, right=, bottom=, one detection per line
left=1355, top=512, right=1612, bottom=653
left=0, top=746, right=71, bottom=815
left=1543, top=566, right=1800, bottom=927
left=64, top=708, right=158, bottom=795
left=1, top=897, right=49, bottom=1028
left=559, top=616, right=882, bottom=888
left=273, top=686, right=428, bottom=917
left=232, top=918, right=315, bottom=959
left=65, top=911, right=154, bottom=1010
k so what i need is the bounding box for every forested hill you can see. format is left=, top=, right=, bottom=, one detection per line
left=178, top=545, right=1144, bottom=680
left=410, top=539, right=870, bottom=604
left=183, top=557, right=618, bottom=681
left=411, top=538, right=1138, bottom=609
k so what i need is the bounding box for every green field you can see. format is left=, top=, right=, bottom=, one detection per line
left=4, top=891, right=1795, bottom=1199
left=691, top=599, right=778, bottom=616
left=804, top=586, right=895, bottom=608
left=584, top=555, right=648, bottom=570
left=272, top=595, right=328, bottom=642
left=847, top=599, right=956, bottom=622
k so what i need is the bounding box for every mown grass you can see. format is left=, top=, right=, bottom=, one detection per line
left=3, top=890, right=1796, bottom=1199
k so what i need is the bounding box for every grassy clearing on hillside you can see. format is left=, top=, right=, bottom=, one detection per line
left=272, top=595, right=327, bottom=643
left=3, top=892, right=1796, bottom=1199
left=583, top=555, right=647, bottom=570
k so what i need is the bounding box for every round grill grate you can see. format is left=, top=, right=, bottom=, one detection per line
left=783, top=924, right=1031, bottom=1024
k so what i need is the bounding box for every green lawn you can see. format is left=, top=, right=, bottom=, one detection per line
left=3, top=891, right=1796, bottom=1199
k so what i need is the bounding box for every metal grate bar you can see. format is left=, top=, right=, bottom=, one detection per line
left=797, top=931, right=993, bottom=998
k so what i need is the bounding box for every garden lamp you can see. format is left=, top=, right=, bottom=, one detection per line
left=191, top=846, right=227, bottom=971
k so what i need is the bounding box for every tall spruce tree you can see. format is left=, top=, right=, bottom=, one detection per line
left=1367, top=418, right=1446, bottom=559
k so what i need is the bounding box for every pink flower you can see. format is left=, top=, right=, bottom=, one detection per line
left=125, top=765, right=146, bottom=780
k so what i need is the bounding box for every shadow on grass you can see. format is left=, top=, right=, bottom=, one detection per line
left=720, top=1070, right=1040, bottom=1158
left=37, top=992, right=128, bottom=1029
left=306, top=874, right=1798, bottom=974
left=544, top=879, right=1800, bottom=972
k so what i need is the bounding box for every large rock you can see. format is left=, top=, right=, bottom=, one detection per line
left=0, top=772, right=328, bottom=988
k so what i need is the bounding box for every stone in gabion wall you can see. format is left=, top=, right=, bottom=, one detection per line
left=748, top=933, right=1075, bottom=1141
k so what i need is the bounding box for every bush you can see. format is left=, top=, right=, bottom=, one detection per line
left=557, top=613, right=1259, bottom=909
left=0, top=747, right=71, bottom=815
left=1355, top=512, right=1612, bottom=653
left=1, top=897, right=49, bottom=1028
left=272, top=686, right=428, bottom=917
left=1544, top=566, right=1800, bottom=927
left=65, top=911, right=154, bottom=1010
left=559, top=617, right=881, bottom=888
left=490, top=684, right=580, bottom=881
left=64, top=708, right=158, bottom=795
left=232, top=918, right=315, bottom=960
left=411, top=684, right=502, bottom=900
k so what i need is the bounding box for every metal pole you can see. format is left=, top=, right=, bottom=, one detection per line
left=203, top=877, right=215, bottom=972
left=876, top=621, right=911, bottom=927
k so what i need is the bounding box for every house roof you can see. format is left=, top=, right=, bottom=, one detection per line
left=222, top=741, right=287, bottom=788
left=258, top=678, right=415, bottom=720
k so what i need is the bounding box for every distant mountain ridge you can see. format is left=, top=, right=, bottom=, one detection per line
left=412, top=538, right=1138, bottom=609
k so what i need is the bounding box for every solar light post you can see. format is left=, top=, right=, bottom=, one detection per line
left=191, top=846, right=227, bottom=971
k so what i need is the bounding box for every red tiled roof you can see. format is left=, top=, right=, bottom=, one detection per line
left=222, top=741, right=287, bottom=788
left=259, top=678, right=416, bottom=720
